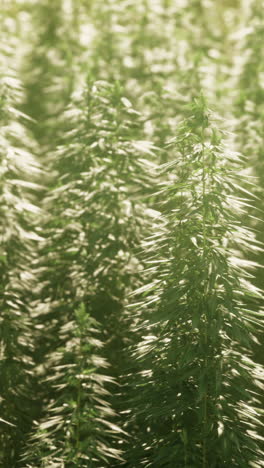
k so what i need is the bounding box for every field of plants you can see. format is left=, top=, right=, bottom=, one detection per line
left=0, top=0, right=263, bottom=466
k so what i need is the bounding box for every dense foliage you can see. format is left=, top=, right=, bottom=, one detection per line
left=0, top=1, right=263, bottom=467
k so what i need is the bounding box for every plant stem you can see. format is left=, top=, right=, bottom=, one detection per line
left=76, top=330, right=83, bottom=459
left=201, top=118, right=208, bottom=468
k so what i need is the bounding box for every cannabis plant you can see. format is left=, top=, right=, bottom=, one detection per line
left=45, top=79, right=156, bottom=373
left=22, top=0, right=78, bottom=147
left=22, top=304, right=124, bottom=467
left=235, top=0, right=264, bottom=184
left=234, top=0, right=264, bottom=366
left=0, top=47, right=42, bottom=468
left=126, top=96, right=263, bottom=467
left=22, top=80, right=156, bottom=466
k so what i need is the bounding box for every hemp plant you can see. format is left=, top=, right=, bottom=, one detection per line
left=235, top=0, right=264, bottom=184
left=0, top=52, right=42, bottom=468
left=22, top=80, right=156, bottom=466
left=22, top=303, right=124, bottom=467
left=126, top=96, right=264, bottom=467
left=22, top=0, right=78, bottom=147
left=234, top=0, right=264, bottom=367
left=43, top=80, right=156, bottom=373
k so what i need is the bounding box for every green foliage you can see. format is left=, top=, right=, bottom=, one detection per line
left=0, top=1, right=263, bottom=467
left=126, top=97, right=264, bottom=467
left=21, top=0, right=78, bottom=146
left=0, top=37, right=42, bottom=468
left=235, top=0, right=264, bottom=179
left=234, top=0, right=264, bottom=368
left=42, top=79, right=155, bottom=363
left=22, top=304, right=124, bottom=467
left=22, top=80, right=156, bottom=466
